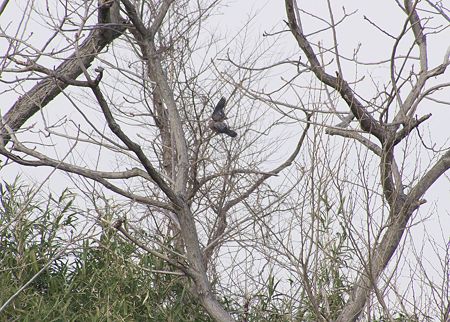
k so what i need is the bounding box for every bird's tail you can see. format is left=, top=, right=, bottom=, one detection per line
left=225, top=128, right=237, bottom=137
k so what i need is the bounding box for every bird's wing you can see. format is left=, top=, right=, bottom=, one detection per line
left=211, top=97, right=227, bottom=121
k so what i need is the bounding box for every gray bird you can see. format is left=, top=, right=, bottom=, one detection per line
left=211, top=97, right=227, bottom=122
left=208, top=97, right=237, bottom=137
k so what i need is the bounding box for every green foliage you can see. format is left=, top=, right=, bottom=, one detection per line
left=0, top=178, right=210, bottom=321
left=218, top=274, right=295, bottom=322
left=0, top=178, right=359, bottom=321
left=243, top=274, right=293, bottom=322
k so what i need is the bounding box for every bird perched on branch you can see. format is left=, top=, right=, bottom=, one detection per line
left=208, top=97, right=237, bottom=137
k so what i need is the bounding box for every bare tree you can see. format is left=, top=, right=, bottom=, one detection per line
left=1, top=0, right=449, bottom=321
left=0, top=1, right=309, bottom=320
left=223, top=0, right=450, bottom=320
left=285, top=0, right=450, bottom=320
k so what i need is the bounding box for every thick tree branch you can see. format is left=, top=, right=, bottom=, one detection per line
left=336, top=149, right=450, bottom=322
left=89, top=73, right=182, bottom=207
left=1, top=0, right=126, bottom=144
left=285, top=1, right=449, bottom=321
left=121, top=0, right=189, bottom=197
left=393, top=0, right=429, bottom=123
left=149, top=0, right=175, bottom=40
left=327, top=128, right=382, bottom=156
left=0, top=142, right=172, bottom=211
left=336, top=150, right=450, bottom=322
left=119, top=3, right=233, bottom=321
left=285, top=0, right=385, bottom=142
left=394, top=113, right=431, bottom=145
